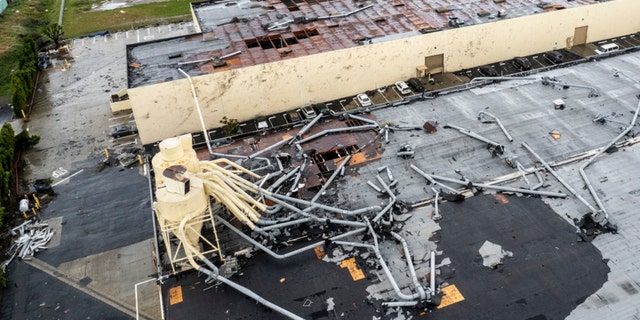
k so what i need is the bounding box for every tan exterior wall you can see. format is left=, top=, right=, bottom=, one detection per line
left=130, top=0, right=640, bottom=144
left=110, top=99, right=131, bottom=112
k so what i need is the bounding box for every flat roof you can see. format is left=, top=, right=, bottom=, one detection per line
left=127, top=0, right=592, bottom=88
left=163, top=50, right=640, bottom=318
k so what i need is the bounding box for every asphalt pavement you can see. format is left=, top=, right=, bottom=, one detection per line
left=1, top=21, right=195, bottom=320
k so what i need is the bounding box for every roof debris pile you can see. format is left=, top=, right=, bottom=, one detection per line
left=156, top=65, right=640, bottom=319
left=2, top=221, right=55, bottom=271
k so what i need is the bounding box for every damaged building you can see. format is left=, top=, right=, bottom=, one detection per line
left=105, top=0, right=640, bottom=319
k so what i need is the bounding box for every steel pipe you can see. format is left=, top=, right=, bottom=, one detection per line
left=311, top=155, right=351, bottom=203
left=427, top=172, right=567, bottom=198
left=296, top=124, right=378, bottom=145
left=391, top=232, right=426, bottom=300
left=478, top=111, right=513, bottom=142
left=410, top=164, right=460, bottom=194
left=444, top=123, right=505, bottom=154
left=578, top=100, right=640, bottom=224
left=521, top=142, right=597, bottom=210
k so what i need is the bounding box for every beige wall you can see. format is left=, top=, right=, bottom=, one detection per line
left=130, top=0, right=640, bottom=144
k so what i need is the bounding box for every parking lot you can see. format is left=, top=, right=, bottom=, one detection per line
left=2, top=22, right=195, bottom=320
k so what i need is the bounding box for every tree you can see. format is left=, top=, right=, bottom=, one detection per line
left=15, top=130, right=40, bottom=151
left=220, top=116, right=239, bottom=136
left=41, top=23, right=64, bottom=48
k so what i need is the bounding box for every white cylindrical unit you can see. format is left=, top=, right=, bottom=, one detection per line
left=152, top=134, right=201, bottom=187
left=156, top=187, right=207, bottom=247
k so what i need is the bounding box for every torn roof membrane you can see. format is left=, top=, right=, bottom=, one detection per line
left=127, top=0, right=591, bottom=87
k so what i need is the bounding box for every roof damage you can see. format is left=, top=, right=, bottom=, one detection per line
left=127, top=0, right=593, bottom=87
left=151, top=50, right=640, bottom=317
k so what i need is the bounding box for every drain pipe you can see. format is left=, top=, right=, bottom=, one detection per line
left=430, top=187, right=442, bottom=220
left=367, top=180, right=383, bottom=193
left=373, top=174, right=396, bottom=225
left=364, top=218, right=422, bottom=301
left=427, top=172, right=567, bottom=198
left=270, top=193, right=381, bottom=216
left=530, top=170, right=544, bottom=190
left=267, top=167, right=300, bottom=192
left=521, top=142, right=598, bottom=211
left=177, top=68, right=213, bottom=156
left=478, top=111, right=513, bottom=142
left=296, top=124, right=378, bottom=145
left=263, top=194, right=367, bottom=228
left=444, top=123, right=505, bottom=154
left=346, top=114, right=380, bottom=127
left=430, top=251, right=436, bottom=294
left=390, top=231, right=427, bottom=300
left=289, top=158, right=307, bottom=193
left=470, top=76, right=539, bottom=83
left=216, top=216, right=366, bottom=259
left=265, top=164, right=305, bottom=215
left=515, top=161, right=531, bottom=186
left=291, top=114, right=323, bottom=143
left=177, top=215, right=303, bottom=320
left=311, top=155, right=351, bottom=203
left=411, top=164, right=460, bottom=194
left=257, top=218, right=311, bottom=230
left=578, top=100, right=640, bottom=224
left=317, top=3, right=373, bottom=20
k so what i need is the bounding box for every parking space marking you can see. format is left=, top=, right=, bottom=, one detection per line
left=52, top=167, right=69, bottom=179
left=52, top=169, right=84, bottom=187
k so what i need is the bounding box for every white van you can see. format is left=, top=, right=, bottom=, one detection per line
left=595, top=43, right=619, bottom=55
left=395, top=81, right=411, bottom=95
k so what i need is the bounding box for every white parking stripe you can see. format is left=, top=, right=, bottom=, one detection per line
left=52, top=169, right=84, bottom=187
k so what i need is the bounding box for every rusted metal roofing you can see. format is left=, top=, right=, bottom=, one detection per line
left=127, top=0, right=597, bottom=87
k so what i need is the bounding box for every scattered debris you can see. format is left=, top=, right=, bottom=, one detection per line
left=2, top=221, right=55, bottom=271
left=423, top=120, right=438, bottom=133
left=478, top=240, right=512, bottom=269
left=397, top=144, right=415, bottom=159
left=574, top=213, right=618, bottom=241
left=549, top=130, right=561, bottom=140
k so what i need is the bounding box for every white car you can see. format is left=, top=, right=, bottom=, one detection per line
left=395, top=81, right=411, bottom=95
left=594, top=43, right=619, bottom=55
left=356, top=93, right=372, bottom=107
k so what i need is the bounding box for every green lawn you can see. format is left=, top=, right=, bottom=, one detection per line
left=60, top=0, right=192, bottom=38
left=0, top=0, right=192, bottom=96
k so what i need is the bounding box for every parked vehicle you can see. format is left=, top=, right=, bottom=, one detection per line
left=286, top=110, right=302, bottom=123
left=478, top=66, right=498, bottom=77
left=300, top=105, right=317, bottom=119
left=395, top=81, right=411, bottom=94
left=594, top=43, right=619, bottom=54
left=31, top=179, right=55, bottom=195
left=356, top=93, right=372, bottom=107
left=407, top=78, right=425, bottom=91
left=544, top=51, right=564, bottom=64
left=512, top=57, right=532, bottom=71
left=110, top=124, right=137, bottom=138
